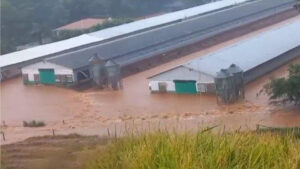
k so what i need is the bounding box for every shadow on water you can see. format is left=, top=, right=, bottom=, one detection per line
left=71, top=80, right=94, bottom=92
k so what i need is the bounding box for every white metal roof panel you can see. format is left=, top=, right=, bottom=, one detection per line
left=184, top=19, right=300, bottom=76
left=89, top=0, right=250, bottom=39
left=0, top=0, right=249, bottom=69
left=0, top=35, right=100, bottom=68
left=49, top=0, right=292, bottom=69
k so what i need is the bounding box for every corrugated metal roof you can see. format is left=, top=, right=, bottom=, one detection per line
left=184, top=19, right=300, bottom=77
left=0, top=0, right=249, bottom=69
left=47, top=0, right=296, bottom=69
left=0, top=35, right=101, bottom=68
left=46, top=50, right=93, bottom=69
left=89, top=0, right=250, bottom=39
left=112, top=0, right=296, bottom=66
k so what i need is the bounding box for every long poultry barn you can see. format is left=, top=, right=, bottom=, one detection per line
left=0, top=0, right=251, bottom=80
left=4, top=0, right=299, bottom=85
left=148, top=19, right=300, bottom=94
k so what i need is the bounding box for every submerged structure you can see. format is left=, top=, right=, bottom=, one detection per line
left=21, top=53, right=122, bottom=89
left=105, top=60, right=122, bottom=90
left=215, top=64, right=244, bottom=104
left=89, top=54, right=107, bottom=87
left=148, top=19, right=300, bottom=95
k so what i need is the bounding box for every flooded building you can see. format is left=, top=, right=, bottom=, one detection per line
left=21, top=52, right=122, bottom=87
left=21, top=53, right=94, bottom=85
left=1, top=0, right=298, bottom=81
left=149, top=19, right=300, bottom=94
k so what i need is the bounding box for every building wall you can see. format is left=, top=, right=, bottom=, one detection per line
left=197, top=82, right=216, bottom=93
left=21, top=62, right=74, bottom=83
left=150, top=80, right=216, bottom=93
left=149, top=81, right=176, bottom=92
left=149, top=66, right=215, bottom=93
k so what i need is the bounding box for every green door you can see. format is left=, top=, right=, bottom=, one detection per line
left=39, top=69, right=55, bottom=84
left=174, top=80, right=197, bottom=94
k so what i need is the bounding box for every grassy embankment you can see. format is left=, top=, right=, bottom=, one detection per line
left=86, top=127, right=300, bottom=169
left=1, top=128, right=300, bottom=169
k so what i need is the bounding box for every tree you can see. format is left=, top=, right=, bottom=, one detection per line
left=264, top=64, right=300, bottom=105
left=31, top=23, right=52, bottom=45
left=1, top=0, right=209, bottom=54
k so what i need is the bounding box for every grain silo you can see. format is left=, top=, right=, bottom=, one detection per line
left=105, top=60, right=122, bottom=90
left=227, top=64, right=245, bottom=99
left=89, top=54, right=107, bottom=87
left=215, top=69, right=234, bottom=104
left=215, top=65, right=245, bottom=104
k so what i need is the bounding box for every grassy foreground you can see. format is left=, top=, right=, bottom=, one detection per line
left=86, top=131, right=300, bottom=169
left=2, top=129, right=300, bottom=169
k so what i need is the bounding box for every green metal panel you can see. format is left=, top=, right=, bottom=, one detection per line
left=174, top=81, right=197, bottom=94
left=39, top=69, right=55, bottom=84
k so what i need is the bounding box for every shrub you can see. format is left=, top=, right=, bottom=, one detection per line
left=264, top=64, right=300, bottom=105
left=23, top=120, right=46, bottom=127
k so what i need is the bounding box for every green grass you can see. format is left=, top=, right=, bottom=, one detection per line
left=257, top=126, right=300, bottom=138
left=86, top=130, right=300, bottom=169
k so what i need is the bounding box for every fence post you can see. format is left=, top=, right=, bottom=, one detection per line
left=125, top=122, right=128, bottom=134
left=1, top=132, right=5, bottom=141
left=158, top=121, right=161, bottom=132
left=148, top=121, right=151, bottom=132
left=52, top=129, right=55, bottom=136
left=114, top=124, right=117, bottom=139
left=107, top=128, right=110, bottom=137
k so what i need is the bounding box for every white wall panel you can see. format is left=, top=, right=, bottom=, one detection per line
left=149, top=81, right=175, bottom=92
left=21, top=61, right=74, bottom=82
left=22, top=62, right=73, bottom=74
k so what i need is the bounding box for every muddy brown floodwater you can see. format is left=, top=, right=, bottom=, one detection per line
left=1, top=16, right=300, bottom=144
